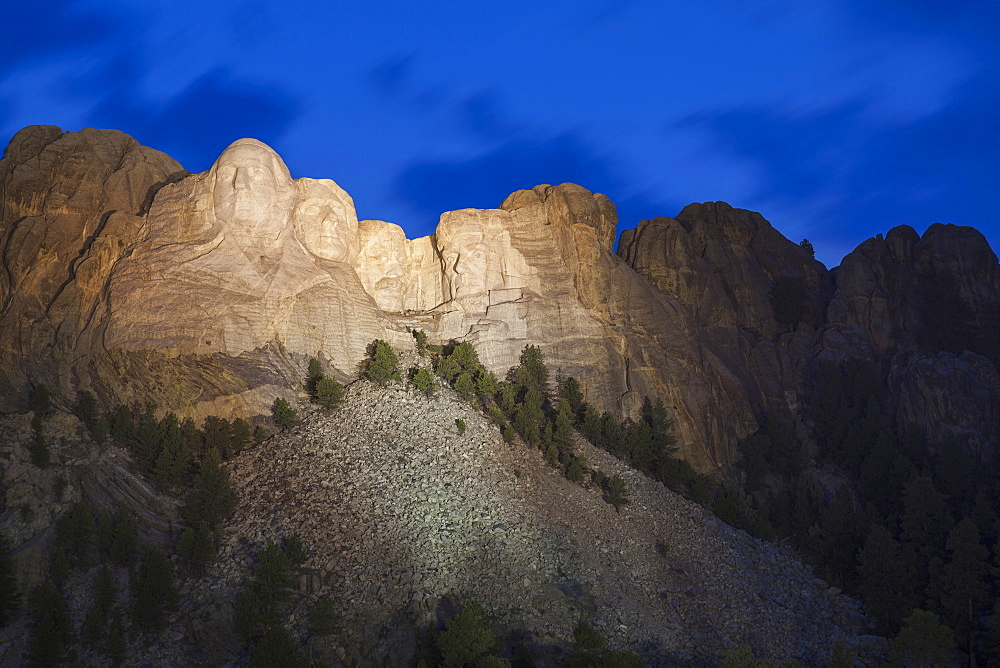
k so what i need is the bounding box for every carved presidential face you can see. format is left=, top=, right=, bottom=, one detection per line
left=357, top=220, right=407, bottom=311
left=437, top=213, right=491, bottom=307
left=294, top=179, right=359, bottom=264
left=210, top=139, right=294, bottom=239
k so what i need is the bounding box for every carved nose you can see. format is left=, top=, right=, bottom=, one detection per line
left=234, top=168, right=251, bottom=191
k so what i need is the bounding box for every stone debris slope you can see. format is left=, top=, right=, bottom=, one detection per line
left=205, top=375, right=864, bottom=665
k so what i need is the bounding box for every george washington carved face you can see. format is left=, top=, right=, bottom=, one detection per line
left=209, top=138, right=295, bottom=241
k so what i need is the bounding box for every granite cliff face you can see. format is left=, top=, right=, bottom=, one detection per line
left=1, top=126, right=997, bottom=470
left=827, top=223, right=1000, bottom=454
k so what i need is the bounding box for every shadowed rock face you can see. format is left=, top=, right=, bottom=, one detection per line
left=825, top=223, right=1000, bottom=455
left=1, top=126, right=997, bottom=470
left=0, top=126, right=187, bottom=409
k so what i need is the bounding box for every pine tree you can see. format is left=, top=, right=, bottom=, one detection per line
left=436, top=600, right=498, bottom=667
left=271, top=397, right=300, bottom=431
left=56, top=499, right=94, bottom=565
left=435, top=354, right=461, bottom=384
left=553, top=398, right=576, bottom=449
left=411, top=367, right=436, bottom=396
left=315, top=376, right=346, bottom=407
left=236, top=539, right=297, bottom=638
left=131, top=548, right=177, bottom=631
left=411, top=328, right=429, bottom=354
left=27, top=581, right=72, bottom=666
left=900, top=475, right=953, bottom=605
left=305, top=357, right=324, bottom=397
left=451, top=341, right=482, bottom=371
left=454, top=372, right=476, bottom=401
left=605, top=474, right=630, bottom=511
left=857, top=524, right=911, bottom=635
left=184, top=447, right=237, bottom=531
left=0, top=532, right=22, bottom=626
left=95, top=564, right=115, bottom=612
left=251, top=625, right=309, bottom=667
left=202, top=415, right=232, bottom=459
left=558, top=377, right=585, bottom=416
left=230, top=417, right=252, bottom=455
left=74, top=390, right=98, bottom=429
left=891, top=609, right=954, bottom=667
left=365, top=340, right=400, bottom=384
left=81, top=602, right=105, bottom=646
left=110, top=404, right=134, bottom=443
left=82, top=568, right=114, bottom=646
left=940, top=517, right=989, bottom=652
left=309, top=596, right=339, bottom=636
left=178, top=521, right=216, bottom=575
left=107, top=609, right=126, bottom=665
left=474, top=368, right=499, bottom=400
left=512, top=388, right=544, bottom=443
left=512, top=345, right=548, bottom=395
left=579, top=404, right=601, bottom=442
left=807, top=487, right=862, bottom=589
left=109, top=511, right=139, bottom=566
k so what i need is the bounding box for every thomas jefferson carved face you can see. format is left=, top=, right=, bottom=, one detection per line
left=294, top=179, right=359, bottom=264
left=357, top=220, right=407, bottom=311
left=210, top=139, right=294, bottom=240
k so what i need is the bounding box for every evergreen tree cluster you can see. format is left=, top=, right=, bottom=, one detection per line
left=20, top=496, right=176, bottom=665
left=305, top=357, right=346, bottom=409
left=432, top=340, right=499, bottom=403
left=730, top=357, right=1000, bottom=663
left=365, top=339, right=401, bottom=384
left=271, top=397, right=301, bottom=431
left=235, top=537, right=307, bottom=645
left=57, top=397, right=241, bottom=575
left=572, top=388, right=708, bottom=502
left=177, top=445, right=237, bottom=574
left=77, top=397, right=254, bottom=488
left=415, top=599, right=508, bottom=667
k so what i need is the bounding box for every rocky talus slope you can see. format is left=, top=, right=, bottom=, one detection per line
left=187, top=370, right=864, bottom=665
left=0, top=356, right=875, bottom=666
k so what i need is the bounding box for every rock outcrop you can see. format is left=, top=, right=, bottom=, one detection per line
left=0, top=125, right=186, bottom=409
left=826, top=223, right=1000, bottom=453
left=1, top=126, right=997, bottom=471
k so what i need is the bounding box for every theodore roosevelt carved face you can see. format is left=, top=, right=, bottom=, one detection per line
left=356, top=219, right=407, bottom=311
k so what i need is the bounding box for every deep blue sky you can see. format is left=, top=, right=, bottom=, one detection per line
left=1, top=0, right=997, bottom=267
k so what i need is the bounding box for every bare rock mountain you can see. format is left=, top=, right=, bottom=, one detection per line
left=2, top=126, right=997, bottom=471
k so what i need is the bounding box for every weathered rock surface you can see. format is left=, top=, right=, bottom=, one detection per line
left=826, top=223, right=1000, bottom=452
left=0, top=410, right=180, bottom=592
left=0, top=125, right=186, bottom=410
left=619, top=202, right=826, bottom=338
left=2, top=125, right=998, bottom=470
left=618, top=202, right=830, bottom=462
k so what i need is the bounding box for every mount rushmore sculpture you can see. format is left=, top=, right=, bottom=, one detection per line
left=4, top=126, right=996, bottom=470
